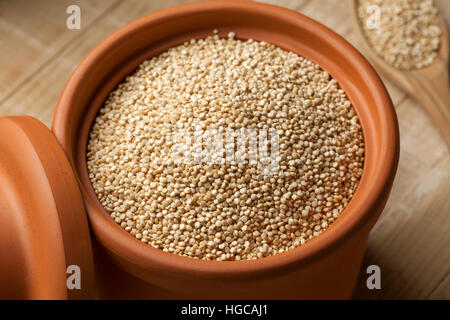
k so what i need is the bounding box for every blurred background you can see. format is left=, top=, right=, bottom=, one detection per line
left=0, top=0, right=448, bottom=299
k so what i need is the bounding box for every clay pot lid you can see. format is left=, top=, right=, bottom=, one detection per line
left=0, top=116, right=95, bottom=299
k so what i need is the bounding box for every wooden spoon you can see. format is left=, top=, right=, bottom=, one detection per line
left=350, top=0, right=450, bottom=149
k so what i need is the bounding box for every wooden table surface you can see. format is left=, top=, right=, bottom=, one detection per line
left=0, top=0, right=448, bottom=299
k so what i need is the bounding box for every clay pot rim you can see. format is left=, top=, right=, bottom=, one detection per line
left=53, top=0, right=399, bottom=278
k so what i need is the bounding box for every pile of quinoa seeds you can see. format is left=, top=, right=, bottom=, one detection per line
left=87, top=32, right=365, bottom=261
left=358, top=0, right=442, bottom=70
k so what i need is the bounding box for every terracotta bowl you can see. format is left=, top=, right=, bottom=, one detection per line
left=52, top=0, right=399, bottom=299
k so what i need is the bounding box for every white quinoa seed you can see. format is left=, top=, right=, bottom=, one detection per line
left=87, top=34, right=364, bottom=261
left=358, top=0, right=442, bottom=70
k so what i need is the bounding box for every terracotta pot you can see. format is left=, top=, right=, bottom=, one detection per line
left=50, top=0, right=399, bottom=299
left=0, top=116, right=95, bottom=299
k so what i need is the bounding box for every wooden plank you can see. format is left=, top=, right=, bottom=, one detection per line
left=345, top=0, right=449, bottom=298
left=258, top=0, right=310, bottom=11
left=299, top=0, right=353, bottom=36
left=0, top=0, right=193, bottom=126
left=354, top=99, right=450, bottom=299
left=396, top=98, right=448, bottom=165
left=351, top=0, right=450, bottom=297
left=0, top=0, right=121, bottom=101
